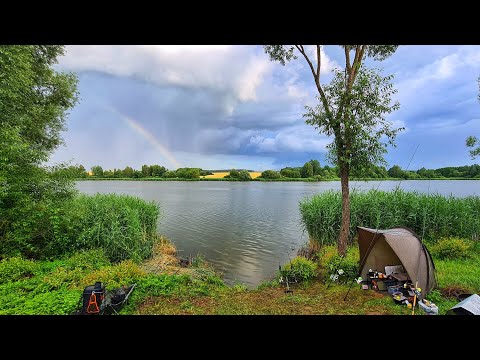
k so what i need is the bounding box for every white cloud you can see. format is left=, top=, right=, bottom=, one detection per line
left=60, top=45, right=272, bottom=113
left=396, top=46, right=480, bottom=93
left=249, top=125, right=331, bottom=153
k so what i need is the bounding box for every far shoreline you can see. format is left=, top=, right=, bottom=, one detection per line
left=75, top=177, right=480, bottom=182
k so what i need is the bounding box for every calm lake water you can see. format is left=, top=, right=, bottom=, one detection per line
left=76, top=180, right=479, bottom=287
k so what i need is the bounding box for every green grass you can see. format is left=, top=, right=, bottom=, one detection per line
left=0, top=246, right=226, bottom=315
left=1, top=241, right=478, bottom=315
left=300, top=189, right=480, bottom=246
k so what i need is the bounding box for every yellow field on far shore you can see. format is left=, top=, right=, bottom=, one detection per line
left=202, top=172, right=262, bottom=179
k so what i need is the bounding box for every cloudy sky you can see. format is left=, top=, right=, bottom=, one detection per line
left=50, top=45, right=480, bottom=171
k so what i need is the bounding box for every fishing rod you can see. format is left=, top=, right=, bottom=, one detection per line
left=411, top=178, right=431, bottom=315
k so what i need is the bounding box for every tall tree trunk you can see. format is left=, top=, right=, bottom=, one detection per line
left=338, top=162, right=350, bottom=256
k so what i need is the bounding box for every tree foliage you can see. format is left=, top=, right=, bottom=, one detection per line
left=91, top=165, right=104, bottom=177
left=226, top=169, right=252, bottom=180
left=260, top=170, right=281, bottom=179
left=301, top=162, right=314, bottom=178
left=465, top=75, right=480, bottom=159
left=280, top=168, right=302, bottom=178
left=176, top=168, right=201, bottom=179
left=304, top=67, right=402, bottom=172
left=0, top=45, right=79, bottom=256
left=264, top=45, right=401, bottom=255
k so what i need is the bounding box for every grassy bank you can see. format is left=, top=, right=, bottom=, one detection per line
left=1, top=237, right=478, bottom=315
left=0, top=238, right=225, bottom=315
left=133, top=242, right=480, bottom=315
left=300, top=189, right=480, bottom=246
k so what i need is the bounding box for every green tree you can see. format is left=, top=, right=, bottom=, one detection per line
left=176, top=168, right=201, bottom=179
left=103, top=169, right=114, bottom=178
left=123, top=166, right=134, bottom=178
left=388, top=165, right=405, bottom=178
left=76, top=165, right=87, bottom=178
left=227, top=169, right=252, bottom=180
left=150, top=165, right=166, bottom=177
left=227, top=169, right=240, bottom=179
left=91, top=165, right=104, bottom=177
left=0, top=45, right=78, bottom=256
left=236, top=170, right=252, bottom=180
left=466, top=75, right=480, bottom=159
left=264, top=45, right=402, bottom=255
left=141, top=164, right=151, bottom=177
left=133, top=170, right=143, bottom=178
left=310, top=159, right=321, bottom=175
left=260, top=170, right=281, bottom=179
left=113, top=168, right=123, bottom=178
left=417, top=167, right=437, bottom=179
left=301, top=162, right=314, bottom=178
left=466, top=136, right=479, bottom=159
left=163, top=170, right=177, bottom=178
left=280, top=168, right=302, bottom=178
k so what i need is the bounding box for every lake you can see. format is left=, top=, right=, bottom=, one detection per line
left=76, top=180, right=479, bottom=287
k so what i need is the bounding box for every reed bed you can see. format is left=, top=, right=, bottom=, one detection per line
left=62, top=194, right=160, bottom=262
left=299, top=189, right=480, bottom=246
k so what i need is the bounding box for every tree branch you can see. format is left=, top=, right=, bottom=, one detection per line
left=316, top=45, right=321, bottom=82
left=295, top=45, right=332, bottom=118
left=344, top=46, right=351, bottom=73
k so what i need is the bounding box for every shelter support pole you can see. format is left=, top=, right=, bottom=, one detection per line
left=412, top=281, right=418, bottom=315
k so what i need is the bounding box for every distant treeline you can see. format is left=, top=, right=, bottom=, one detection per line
left=68, top=161, right=480, bottom=180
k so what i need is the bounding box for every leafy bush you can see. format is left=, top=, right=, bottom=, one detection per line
left=430, top=237, right=472, bottom=260
left=260, top=170, right=281, bottom=179
left=320, top=245, right=359, bottom=283
left=163, top=171, right=177, bottom=178
left=280, top=169, right=301, bottom=178
left=176, top=168, right=201, bottom=179
left=80, top=260, right=147, bottom=289
left=227, top=169, right=251, bottom=180
left=0, top=257, right=39, bottom=284
left=281, top=256, right=317, bottom=282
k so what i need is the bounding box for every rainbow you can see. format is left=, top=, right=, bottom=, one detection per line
left=107, top=106, right=182, bottom=169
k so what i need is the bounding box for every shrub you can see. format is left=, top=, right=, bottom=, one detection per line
left=227, top=169, right=251, bottom=180
left=0, top=257, right=39, bottom=284
left=236, top=170, right=252, bottom=181
left=280, top=169, right=301, bottom=178
left=281, top=256, right=317, bottom=282
left=260, top=170, right=281, bottom=179
left=320, top=245, right=359, bottom=283
left=176, top=168, right=201, bottom=179
left=80, top=260, right=147, bottom=289
left=163, top=171, right=177, bottom=178
left=430, top=237, right=472, bottom=260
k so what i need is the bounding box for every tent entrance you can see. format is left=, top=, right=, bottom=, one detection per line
left=360, top=237, right=406, bottom=280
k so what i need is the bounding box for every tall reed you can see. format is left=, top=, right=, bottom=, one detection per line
left=45, top=194, right=160, bottom=262
left=299, top=189, right=480, bottom=246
